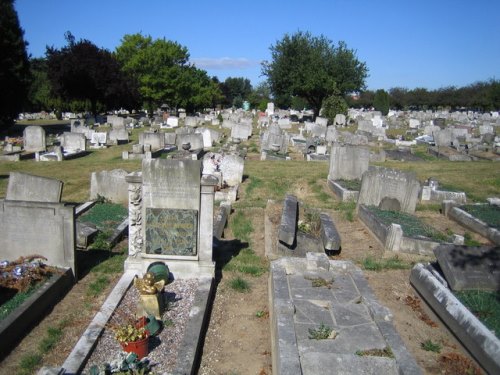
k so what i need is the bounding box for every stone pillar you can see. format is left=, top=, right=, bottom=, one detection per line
left=385, top=223, right=403, bottom=252
left=126, top=172, right=143, bottom=258
left=199, top=175, right=218, bottom=263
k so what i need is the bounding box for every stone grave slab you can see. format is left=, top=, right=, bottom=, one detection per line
left=434, top=244, right=500, bottom=291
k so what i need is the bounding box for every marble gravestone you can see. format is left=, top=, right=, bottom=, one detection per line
left=23, top=126, right=46, bottom=152
left=125, top=159, right=218, bottom=278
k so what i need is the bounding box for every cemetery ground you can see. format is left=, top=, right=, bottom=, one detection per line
left=0, top=125, right=497, bottom=374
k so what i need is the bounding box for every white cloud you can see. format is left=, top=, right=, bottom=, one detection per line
left=191, top=57, right=257, bottom=70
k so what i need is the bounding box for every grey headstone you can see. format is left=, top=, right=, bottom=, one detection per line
left=176, top=133, right=204, bottom=150
left=90, top=169, right=129, bottom=204
left=139, top=132, right=165, bottom=151
left=142, top=159, right=201, bottom=256
left=231, top=123, right=252, bottom=140
left=61, top=132, right=86, bottom=151
left=358, top=166, right=421, bottom=214
left=320, top=213, right=341, bottom=251
left=219, top=154, right=244, bottom=186
left=7, top=172, right=63, bottom=202
left=23, top=126, right=46, bottom=152
left=328, top=144, right=370, bottom=181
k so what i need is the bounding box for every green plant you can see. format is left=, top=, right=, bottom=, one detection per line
left=89, top=231, right=112, bottom=250
left=310, top=277, right=333, bottom=288
left=455, top=290, right=500, bottom=338
left=463, top=232, right=481, bottom=247
left=308, top=323, right=333, bottom=340
left=163, top=318, right=174, bottom=327
left=421, top=339, right=442, bottom=353
left=86, top=275, right=110, bottom=297
left=231, top=210, right=253, bottom=242
left=334, top=200, right=356, bottom=222
left=18, top=353, right=43, bottom=375
left=356, top=347, right=394, bottom=358
left=361, top=256, right=413, bottom=271
left=461, top=204, right=500, bottom=229
left=255, top=310, right=268, bottom=318
left=245, top=176, right=263, bottom=196
left=80, top=203, right=128, bottom=231
left=335, top=179, right=361, bottom=191
left=113, top=323, right=148, bottom=344
left=229, top=277, right=250, bottom=292
left=39, top=326, right=64, bottom=353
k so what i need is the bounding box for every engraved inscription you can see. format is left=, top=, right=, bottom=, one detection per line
left=145, top=208, right=197, bottom=256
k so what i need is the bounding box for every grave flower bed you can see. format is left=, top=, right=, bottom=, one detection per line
left=0, top=255, right=58, bottom=320
left=79, top=202, right=128, bottom=232
left=366, top=206, right=447, bottom=242
left=455, top=290, right=500, bottom=339
left=460, top=204, right=500, bottom=230
left=335, top=179, right=361, bottom=191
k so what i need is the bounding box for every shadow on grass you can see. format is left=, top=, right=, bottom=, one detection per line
left=213, top=238, right=248, bottom=283
left=76, top=249, right=124, bottom=280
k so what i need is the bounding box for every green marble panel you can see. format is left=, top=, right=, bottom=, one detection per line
left=145, top=208, right=198, bottom=256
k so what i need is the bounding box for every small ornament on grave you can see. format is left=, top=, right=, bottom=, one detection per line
left=134, top=272, right=165, bottom=295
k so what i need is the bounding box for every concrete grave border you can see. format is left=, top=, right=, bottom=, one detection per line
left=358, top=205, right=441, bottom=255
left=0, top=268, right=74, bottom=359
left=327, top=179, right=359, bottom=202
left=410, top=263, right=500, bottom=374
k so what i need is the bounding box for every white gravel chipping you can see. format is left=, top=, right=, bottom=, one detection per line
left=84, top=278, right=199, bottom=374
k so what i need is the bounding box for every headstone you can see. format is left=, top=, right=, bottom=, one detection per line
left=139, top=132, right=165, bottom=151
left=23, top=126, right=46, bottom=152
left=90, top=132, right=107, bottom=145
left=90, top=169, right=129, bottom=204
left=166, top=116, right=179, bottom=128
left=357, top=166, right=421, bottom=214
left=61, top=132, right=86, bottom=151
left=278, top=195, right=298, bottom=246
left=278, top=118, right=291, bottom=129
left=109, top=128, right=129, bottom=144
left=142, top=159, right=201, bottom=256
left=328, top=144, right=369, bottom=181
left=7, top=172, right=63, bottom=202
left=164, top=132, right=177, bottom=145
left=184, top=116, right=198, bottom=127
left=479, top=124, right=494, bottom=135
left=434, top=244, right=500, bottom=291
left=334, top=114, right=346, bottom=126
left=315, top=117, right=328, bottom=126
left=266, top=102, right=275, bottom=115
left=176, top=133, right=204, bottom=150
left=231, top=123, right=252, bottom=140
left=219, top=155, right=244, bottom=186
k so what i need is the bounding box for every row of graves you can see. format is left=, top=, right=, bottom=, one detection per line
left=0, top=151, right=242, bottom=372
left=323, top=141, right=500, bottom=373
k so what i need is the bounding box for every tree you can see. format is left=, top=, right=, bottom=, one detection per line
left=116, top=33, right=221, bottom=113
left=0, top=0, right=30, bottom=128
left=248, top=81, right=271, bottom=111
left=373, top=89, right=390, bottom=115
left=262, top=31, right=368, bottom=116
left=322, top=88, right=348, bottom=124
left=219, top=77, right=252, bottom=108
left=46, top=32, right=138, bottom=115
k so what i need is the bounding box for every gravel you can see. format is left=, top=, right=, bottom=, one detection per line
left=83, top=278, right=199, bottom=374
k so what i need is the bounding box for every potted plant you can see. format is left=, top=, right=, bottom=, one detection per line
left=107, top=312, right=150, bottom=359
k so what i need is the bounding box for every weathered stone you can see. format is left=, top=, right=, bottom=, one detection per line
left=278, top=195, right=298, bottom=246
left=7, top=172, right=63, bottom=202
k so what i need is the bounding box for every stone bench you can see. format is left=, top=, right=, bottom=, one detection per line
left=278, top=195, right=298, bottom=246
left=320, top=213, right=341, bottom=252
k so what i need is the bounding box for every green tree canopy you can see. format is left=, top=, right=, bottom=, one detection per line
left=116, top=33, right=221, bottom=113
left=262, top=31, right=368, bottom=116
left=0, top=0, right=30, bottom=128
left=373, top=89, right=390, bottom=115
left=46, top=32, right=138, bottom=115
left=219, top=77, right=252, bottom=108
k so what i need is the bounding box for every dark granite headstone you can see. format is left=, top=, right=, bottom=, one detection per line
left=434, top=244, right=500, bottom=291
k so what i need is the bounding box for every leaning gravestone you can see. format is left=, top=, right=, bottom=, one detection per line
left=23, top=126, right=46, bottom=152
left=434, top=244, right=500, bottom=291
left=7, top=171, right=63, bottom=202
left=328, top=144, right=369, bottom=181
left=357, top=166, right=421, bottom=214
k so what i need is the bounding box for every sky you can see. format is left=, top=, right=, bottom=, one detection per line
left=14, top=0, right=500, bottom=91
